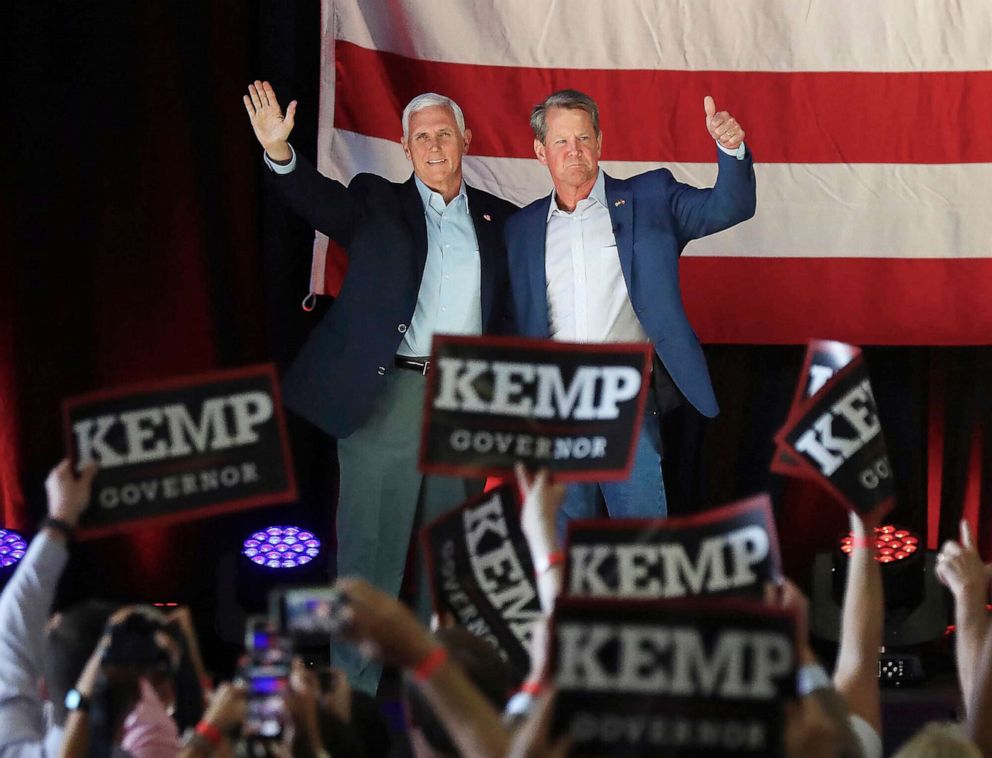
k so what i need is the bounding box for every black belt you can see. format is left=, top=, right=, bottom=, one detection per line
left=395, top=355, right=431, bottom=375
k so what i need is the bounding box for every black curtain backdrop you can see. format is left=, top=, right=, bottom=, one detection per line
left=3, top=1, right=991, bottom=673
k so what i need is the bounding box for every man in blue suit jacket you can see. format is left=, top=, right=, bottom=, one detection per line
left=505, top=89, right=755, bottom=528
left=244, top=81, right=515, bottom=693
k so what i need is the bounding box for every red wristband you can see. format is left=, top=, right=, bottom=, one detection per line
left=537, top=550, right=565, bottom=575
left=412, top=646, right=448, bottom=682
left=851, top=535, right=874, bottom=550
left=519, top=680, right=544, bottom=696
left=195, top=720, right=223, bottom=747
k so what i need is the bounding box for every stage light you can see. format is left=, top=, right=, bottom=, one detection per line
left=812, top=522, right=949, bottom=679
left=837, top=524, right=921, bottom=564
left=242, top=526, right=321, bottom=569
left=0, top=529, right=28, bottom=569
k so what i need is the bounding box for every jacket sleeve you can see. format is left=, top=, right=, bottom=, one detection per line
left=263, top=147, right=359, bottom=248
left=665, top=146, right=757, bottom=242
left=0, top=532, right=69, bottom=754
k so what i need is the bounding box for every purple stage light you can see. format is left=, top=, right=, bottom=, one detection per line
left=242, top=526, right=321, bottom=569
left=0, top=529, right=28, bottom=569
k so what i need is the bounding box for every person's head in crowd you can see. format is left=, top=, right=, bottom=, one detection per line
left=403, top=627, right=510, bottom=758
left=892, top=722, right=982, bottom=757
left=43, top=599, right=118, bottom=726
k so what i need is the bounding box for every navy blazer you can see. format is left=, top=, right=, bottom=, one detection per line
left=269, top=155, right=517, bottom=438
left=505, top=148, right=756, bottom=418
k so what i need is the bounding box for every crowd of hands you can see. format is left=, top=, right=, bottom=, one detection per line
left=16, top=459, right=992, bottom=756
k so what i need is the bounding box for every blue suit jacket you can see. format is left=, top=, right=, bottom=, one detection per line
left=268, top=155, right=517, bottom=438
left=505, top=149, right=755, bottom=418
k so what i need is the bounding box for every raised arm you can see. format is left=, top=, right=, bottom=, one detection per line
left=335, top=577, right=510, bottom=758
left=668, top=95, right=756, bottom=240
left=936, top=519, right=990, bottom=714
left=0, top=459, right=96, bottom=751
left=515, top=464, right=566, bottom=615
left=967, top=607, right=992, bottom=752
left=832, top=510, right=883, bottom=736
left=242, top=79, right=356, bottom=243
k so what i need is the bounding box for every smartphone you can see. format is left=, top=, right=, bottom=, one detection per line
left=241, top=617, right=292, bottom=738
left=268, top=586, right=347, bottom=647
left=242, top=660, right=290, bottom=738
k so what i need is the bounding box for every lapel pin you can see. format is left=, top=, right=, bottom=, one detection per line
left=614, top=199, right=626, bottom=207
left=483, top=213, right=492, bottom=221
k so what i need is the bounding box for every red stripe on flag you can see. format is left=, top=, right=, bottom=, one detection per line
left=681, top=258, right=992, bottom=345
left=334, top=41, right=992, bottom=164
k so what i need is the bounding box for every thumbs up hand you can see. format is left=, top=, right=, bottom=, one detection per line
left=704, top=95, right=745, bottom=151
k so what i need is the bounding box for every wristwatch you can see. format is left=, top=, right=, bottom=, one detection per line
left=64, top=688, right=91, bottom=712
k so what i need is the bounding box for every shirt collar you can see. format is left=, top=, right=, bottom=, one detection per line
left=414, top=175, right=469, bottom=214
left=546, top=169, right=607, bottom=221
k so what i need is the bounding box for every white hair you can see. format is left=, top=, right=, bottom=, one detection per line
left=401, top=93, right=466, bottom=140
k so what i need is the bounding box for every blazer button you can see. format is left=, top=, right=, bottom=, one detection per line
left=377, top=366, right=386, bottom=376
left=398, top=323, right=408, bottom=334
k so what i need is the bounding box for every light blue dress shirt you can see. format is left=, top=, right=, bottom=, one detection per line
left=400, top=176, right=482, bottom=357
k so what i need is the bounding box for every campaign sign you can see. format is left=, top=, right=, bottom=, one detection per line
left=63, top=364, right=297, bottom=538
left=775, top=356, right=894, bottom=516
left=552, top=598, right=796, bottom=756
left=771, top=340, right=859, bottom=477
left=422, top=485, right=541, bottom=682
left=419, top=336, right=652, bottom=480
left=564, top=495, right=782, bottom=600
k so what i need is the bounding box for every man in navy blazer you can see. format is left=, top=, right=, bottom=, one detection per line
left=505, top=89, right=755, bottom=528
left=244, top=81, right=515, bottom=693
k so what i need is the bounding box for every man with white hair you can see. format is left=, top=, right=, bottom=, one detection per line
left=244, top=82, right=516, bottom=694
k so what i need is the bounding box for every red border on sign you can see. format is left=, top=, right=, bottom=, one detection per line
left=63, top=363, right=298, bottom=540
left=563, top=493, right=783, bottom=589
left=418, top=335, right=653, bottom=482
left=773, top=359, right=894, bottom=518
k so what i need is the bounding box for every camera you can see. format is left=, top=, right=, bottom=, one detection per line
left=89, top=607, right=204, bottom=755
left=240, top=618, right=292, bottom=739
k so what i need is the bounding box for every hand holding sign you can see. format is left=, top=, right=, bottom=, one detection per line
left=63, top=365, right=296, bottom=538
left=421, top=486, right=543, bottom=682
left=45, top=458, right=99, bottom=530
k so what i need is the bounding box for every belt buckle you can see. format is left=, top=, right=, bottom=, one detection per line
left=421, top=359, right=430, bottom=376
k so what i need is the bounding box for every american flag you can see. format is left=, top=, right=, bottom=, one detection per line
left=312, top=0, right=992, bottom=345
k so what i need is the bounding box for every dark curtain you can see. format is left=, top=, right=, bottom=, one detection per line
left=3, top=0, right=991, bottom=670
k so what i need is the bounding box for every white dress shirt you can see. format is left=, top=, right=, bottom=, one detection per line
left=544, top=169, right=649, bottom=344
left=543, top=140, right=745, bottom=344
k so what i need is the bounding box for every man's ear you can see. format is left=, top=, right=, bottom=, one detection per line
left=596, top=131, right=604, bottom=157
left=401, top=136, right=412, bottom=162
left=462, top=127, right=472, bottom=153
left=534, top=139, right=547, bottom=165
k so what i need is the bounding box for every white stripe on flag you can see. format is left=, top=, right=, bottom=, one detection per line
left=331, top=0, right=992, bottom=72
